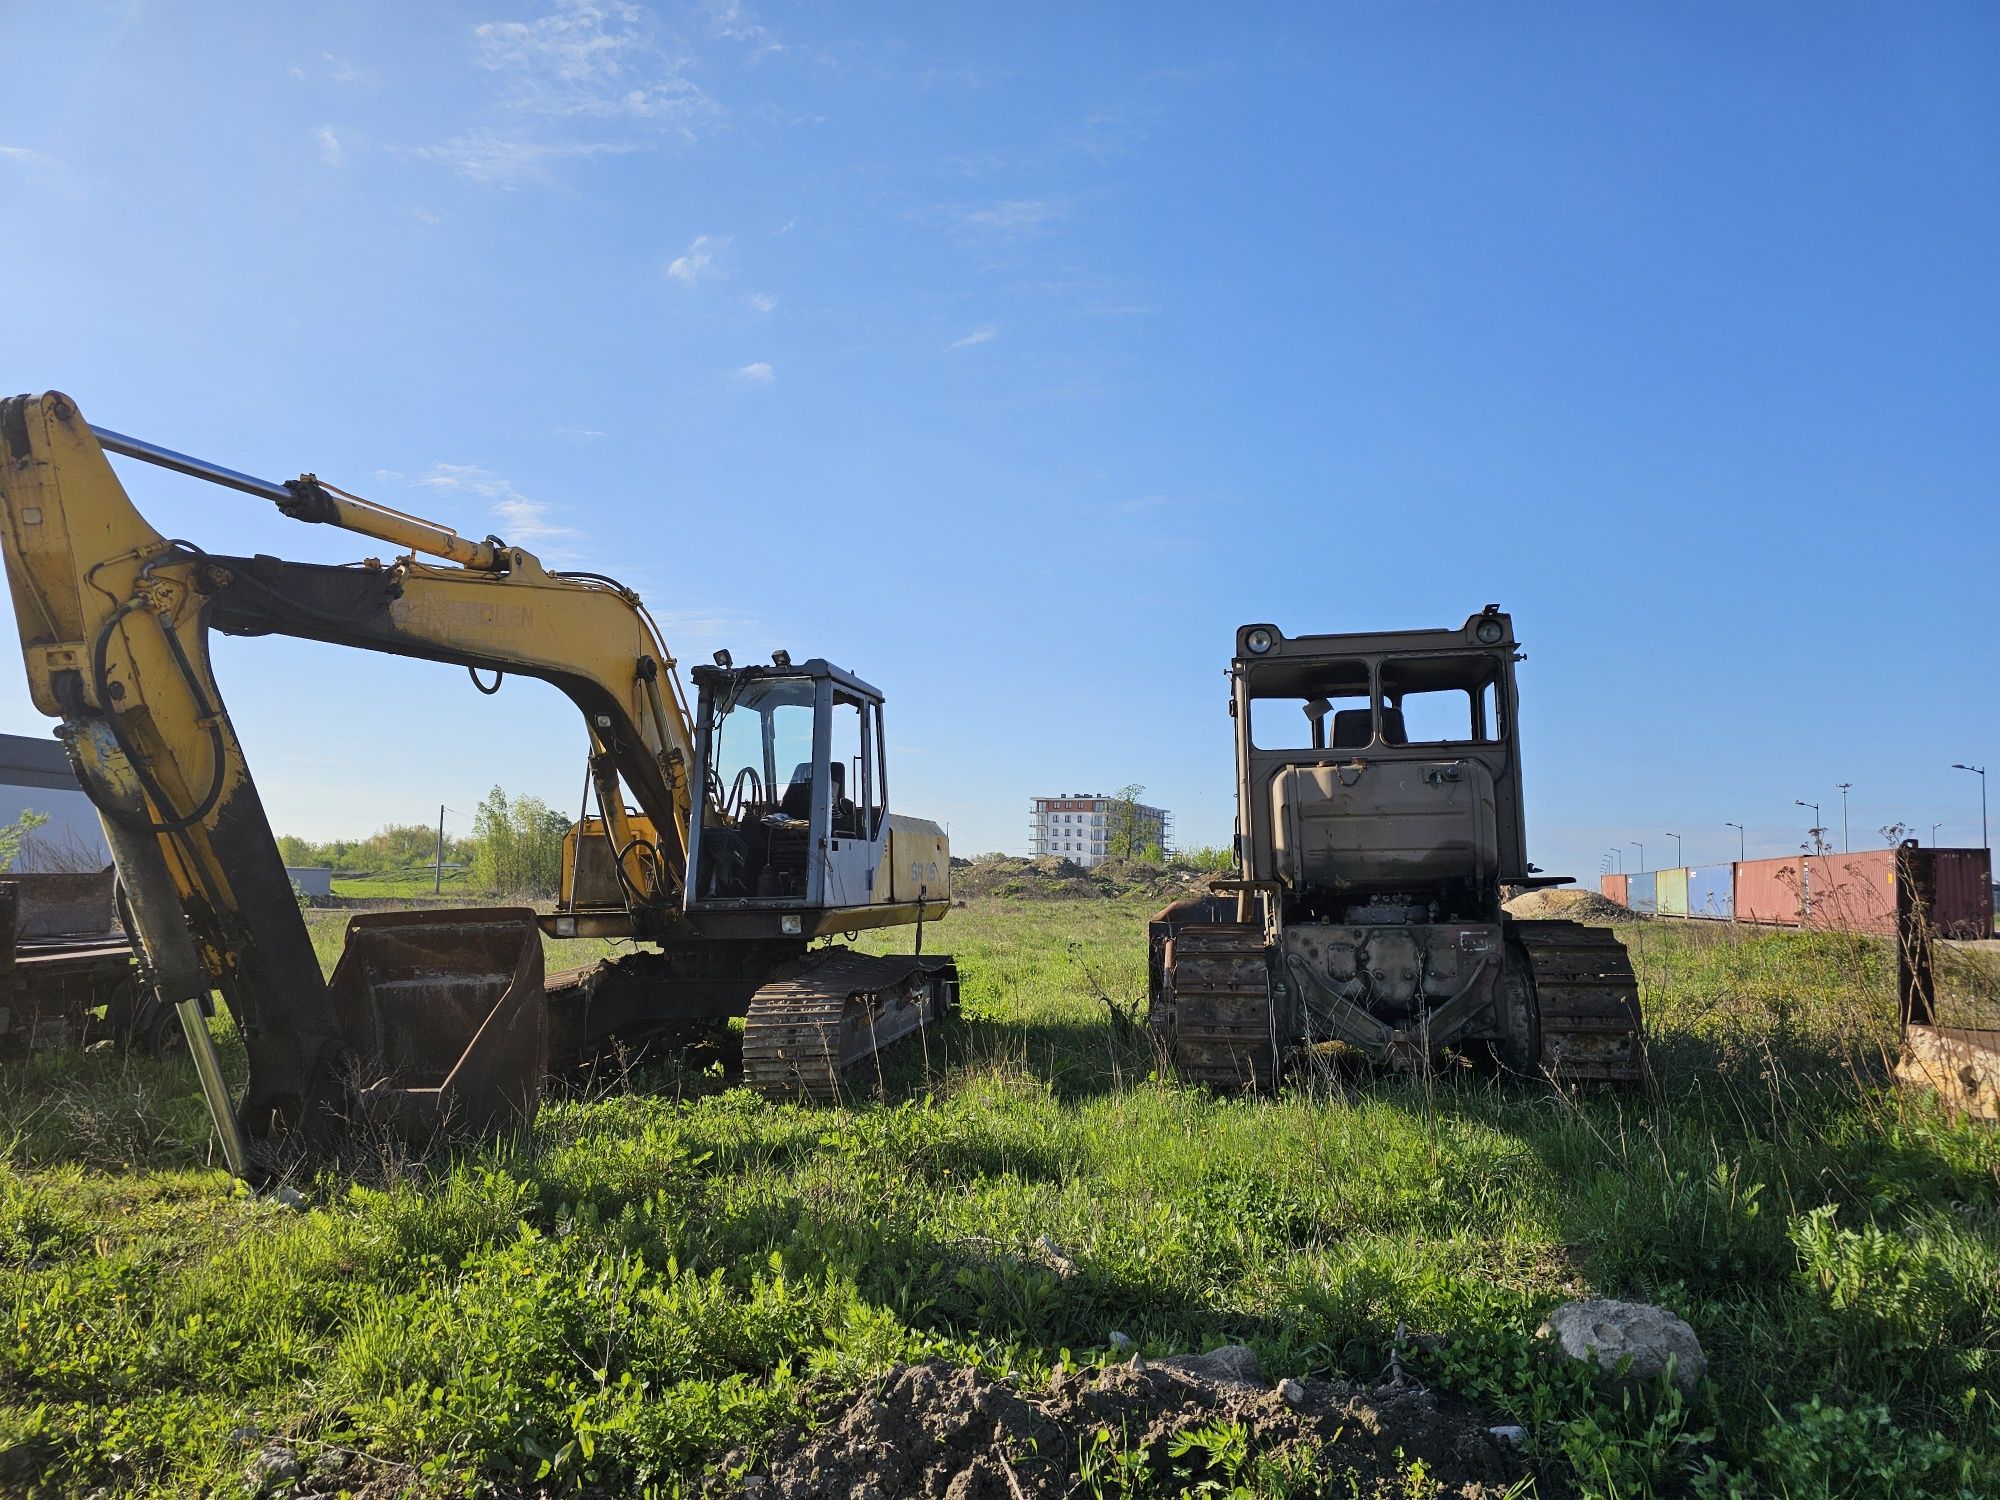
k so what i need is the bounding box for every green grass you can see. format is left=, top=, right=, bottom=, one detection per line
left=326, top=867, right=485, bottom=900
left=1, top=904, right=1996, bottom=1497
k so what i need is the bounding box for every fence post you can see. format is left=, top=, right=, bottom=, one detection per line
left=1896, top=839, right=1935, bottom=1030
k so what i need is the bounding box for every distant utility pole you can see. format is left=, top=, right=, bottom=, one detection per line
left=1931, top=822, right=1943, bottom=848
left=1666, top=832, right=1682, bottom=868
left=1952, top=764, right=1988, bottom=857
left=1835, top=783, right=1852, bottom=853
left=435, top=804, right=446, bottom=894
left=1725, top=821, right=1745, bottom=862
left=1630, top=841, right=1644, bottom=873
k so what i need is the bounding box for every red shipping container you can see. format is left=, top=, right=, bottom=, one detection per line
left=1802, top=851, right=1898, bottom=936
left=1932, top=849, right=1995, bottom=938
left=1734, top=857, right=1806, bottom=926
left=1601, top=874, right=1629, bottom=907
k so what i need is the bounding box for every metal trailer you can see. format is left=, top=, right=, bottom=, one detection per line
left=1655, top=867, right=1690, bottom=918
left=0, top=868, right=163, bottom=1053
left=1686, top=865, right=1734, bottom=920
left=1626, top=870, right=1658, bottom=915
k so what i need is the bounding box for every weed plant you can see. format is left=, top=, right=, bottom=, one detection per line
left=0, top=904, right=1994, bottom=1496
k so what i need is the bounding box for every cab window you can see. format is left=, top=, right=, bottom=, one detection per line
left=1378, top=656, right=1502, bottom=744
left=1247, top=658, right=1372, bottom=750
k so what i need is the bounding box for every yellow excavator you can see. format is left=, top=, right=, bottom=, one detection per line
left=0, top=391, right=954, bottom=1180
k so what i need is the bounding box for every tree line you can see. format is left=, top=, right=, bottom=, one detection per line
left=277, top=786, right=571, bottom=897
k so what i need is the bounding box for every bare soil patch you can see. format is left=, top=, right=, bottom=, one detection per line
left=1503, top=887, right=1632, bottom=923
left=951, top=854, right=1205, bottom=904
left=725, top=1357, right=1526, bottom=1498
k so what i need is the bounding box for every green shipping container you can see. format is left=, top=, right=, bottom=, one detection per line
left=1656, top=866, right=1689, bottom=917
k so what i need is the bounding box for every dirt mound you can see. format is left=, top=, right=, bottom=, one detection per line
left=952, top=854, right=1205, bottom=904
left=1503, top=887, right=1632, bottom=923
left=728, top=1357, right=1524, bottom=1498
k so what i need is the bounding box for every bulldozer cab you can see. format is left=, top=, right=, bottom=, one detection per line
left=1232, top=608, right=1534, bottom=915
left=684, top=658, right=889, bottom=912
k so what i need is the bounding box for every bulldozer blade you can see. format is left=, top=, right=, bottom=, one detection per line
left=324, top=908, right=547, bottom=1143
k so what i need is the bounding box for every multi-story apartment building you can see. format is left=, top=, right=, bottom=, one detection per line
left=1028, top=793, right=1171, bottom=867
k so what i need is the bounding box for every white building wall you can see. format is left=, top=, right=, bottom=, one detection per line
left=1028, top=794, right=1169, bottom=868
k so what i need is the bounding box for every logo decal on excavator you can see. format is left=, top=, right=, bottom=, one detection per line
left=392, top=596, right=536, bottom=638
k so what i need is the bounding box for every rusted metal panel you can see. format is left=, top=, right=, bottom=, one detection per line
left=1803, top=851, right=1898, bottom=935
left=1933, top=849, right=1995, bottom=938
left=6, top=867, right=118, bottom=940
left=1626, top=870, right=1657, bottom=915
left=1655, top=867, right=1689, bottom=917
left=1600, top=873, right=1628, bottom=906
left=1687, top=865, right=1733, bottom=919
left=1734, top=857, right=1805, bottom=926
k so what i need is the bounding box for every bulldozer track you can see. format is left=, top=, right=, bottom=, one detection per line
left=1156, top=923, right=1276, bottom=1089
left=1512, top=919, right=1645, bottom=1085
left=743, top=950, right=958, bottom=1102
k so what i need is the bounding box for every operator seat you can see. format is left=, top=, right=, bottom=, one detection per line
left=780, top=763, right=815, bottom=821
left=778, top=762, right=858, bottom=833
left=1330, top=707, right=1408, bottom=748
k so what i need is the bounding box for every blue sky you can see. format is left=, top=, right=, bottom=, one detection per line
left=2, top=2, right=1994, bottom=879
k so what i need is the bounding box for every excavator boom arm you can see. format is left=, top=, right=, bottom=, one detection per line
left=0, top=391, right=700, bottom=1168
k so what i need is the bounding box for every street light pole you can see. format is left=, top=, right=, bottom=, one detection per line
left=1666, top=832, right=1682, bottom=867
left=1835, top=783, right=1851, bottom=853
left=1630, top=841, right=1644, bottom=873
left=1952, top=764, right=1988, bottom=857
left=1795, top=800, right=1823, bottom=855
left=1931, top=822, right=1943, bottom=848
left=1725, top=821, right=1745, bottom=862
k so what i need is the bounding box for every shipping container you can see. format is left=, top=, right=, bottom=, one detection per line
left=1930, top=849, right=1995, bottom=938
left=1802, top=851, right=1898, bottom=935
left=1734, top=857, right=1805, bottom=926
left=1685, top=865, right=1734, bottom=920
left=1626, top=870, right=1658, bottom=915
left=1655, top=867, right=1689, bottom=917
left=1600, top=873, right=1629, bottom=907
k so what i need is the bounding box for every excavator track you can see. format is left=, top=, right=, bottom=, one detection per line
left=743, top=950, right=959, bottom=1102
left=1156, top=923, right=1277, bottom=1089
left=1511, top=919, right=1645, bottom=1085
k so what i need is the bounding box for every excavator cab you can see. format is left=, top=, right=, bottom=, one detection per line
left=684, top=658, right=890, bottom=912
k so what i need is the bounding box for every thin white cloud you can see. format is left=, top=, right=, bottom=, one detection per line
left=732, top=361, right=775, bottom=385
left=931, top=198, right=1067, bottom=245
left=473, top=0, right=713, bottom=123
left=489, top=497, right=580, bottom=545
left=315, top=126, right=344, bottom=167
left=946, top=324, right=998, bottom=351
left=554, top=425, right=608, bottom=439
left=744, top=290, right=778, bottom=313
left=0, top=145, right=49, bottom=165
left=702, top=0, right=784, bottom=59
left=408, top=130, right=636, bottom=188
left=414, top=462, right=580, bottom=548
left=665, top=232, right=730, bottom=282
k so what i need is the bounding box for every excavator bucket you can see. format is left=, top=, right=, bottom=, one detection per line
left=324, top=908, right=547, bottom=1143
